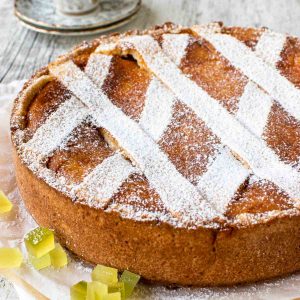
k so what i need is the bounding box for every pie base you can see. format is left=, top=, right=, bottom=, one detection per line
left=14, top=149, right=300, bottom=286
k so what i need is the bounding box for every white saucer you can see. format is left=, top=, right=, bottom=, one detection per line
left=16, top=10, right=140, bottom=36
left=14, top=0, right=141, bottom=35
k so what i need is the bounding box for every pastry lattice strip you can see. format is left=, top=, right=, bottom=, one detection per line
left=19, top=24, right=300, bottom=227
left=159, top=31, right=286, bottom=213
left=49, top=60, right=218, bottom=224
left=199, top=29, right=300, bottom=121
left=95, top=32, right=300, bottom=200
left=20, top=34, right=214, bottom=226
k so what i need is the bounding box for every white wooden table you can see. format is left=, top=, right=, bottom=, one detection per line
left=1, top=0, right=300, bottom=298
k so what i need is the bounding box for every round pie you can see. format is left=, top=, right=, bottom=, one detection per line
left=11, top=22, right=300, bottom=286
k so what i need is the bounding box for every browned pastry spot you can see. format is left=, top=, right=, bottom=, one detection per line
left=222, top=27, right=263, bottom=49
left=102, top=56, right=151, bottom=120
left=227, top=180, right=292, bottom=217
left=47, top=122, right=113, bottom=183
left=72, top=47, right=96, bottom=70
left=10, top=23, right=300, bottom=287
left=111, top=173, right=166, bottom=214
left=181, top=38, right=248, bottom=113
left=14, top=153, right=300, bottom=286
left=277, top=36, right=300, bottom=88
left=159, top=101, right=220, bottom=184
left=26, top=80, right=71, bottom=140
left=264, top=102, right=300, bottom=165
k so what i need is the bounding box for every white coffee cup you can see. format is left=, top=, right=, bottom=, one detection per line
left=55, top=0, right=100, bottom=15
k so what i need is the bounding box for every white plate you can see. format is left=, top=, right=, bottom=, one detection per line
left=14, top=0, right=141, bottom=32
left=16, top=11, right=139, bottom=36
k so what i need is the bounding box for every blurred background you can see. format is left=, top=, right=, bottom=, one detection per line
left=1, top=0, right=300, bottom=84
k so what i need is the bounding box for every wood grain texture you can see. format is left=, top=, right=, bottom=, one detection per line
left=1, top=0, right=300, bottom=297
left=1, top=0, right=300, bottom=83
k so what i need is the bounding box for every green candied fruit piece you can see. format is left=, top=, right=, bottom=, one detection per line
left=108, top=282, right=125, bottom=300
left=29, top=253, right=51, bottom=270
left=49, top=243, right=68, bottom=268
left=70, top=281, right=87, bottom=300
left=120, top=270, right=140, bottom=298
left=87, top=281, right=108, bottom=300
left=92, top=265, right=118, bottom=285
left=104, top=292, right=121, bottom=300
left=0, top=190, right=13, bottom=214
left=25, top=227, right=55, bottom=258
left=0, top=248, right=23, bottom=268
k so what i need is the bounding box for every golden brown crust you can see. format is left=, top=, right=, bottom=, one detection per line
left=14, top=150, right=300, bottom=286
left=10, top=22, right=300, bottom=286
left=47, top=122, right=113, bottom=183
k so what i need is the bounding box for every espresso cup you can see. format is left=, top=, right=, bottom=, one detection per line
left=55, top=0, right=100, bottom=15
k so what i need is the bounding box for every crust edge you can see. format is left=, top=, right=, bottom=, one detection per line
left=13, top=146, right=300, bottom=286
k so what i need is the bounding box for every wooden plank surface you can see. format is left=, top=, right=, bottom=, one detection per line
left=1, top=0, right=300, bottom=298
left=1, top=0, right=300, bottom=84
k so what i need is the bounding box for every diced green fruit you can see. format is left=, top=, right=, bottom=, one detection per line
left=49, top=243, right=68, bottom=268
left=25, top=227, right=55, bottom=258
left=29, top=253, right=51, bottom=270
left=108, top=282, right=125, bottom=299
left=120, top=270, right=140, bottom=298
left=0, top=248, right=23, bottom=268
left=87, top=281, right=108, bottom=300
left=104, top=292, right=121, bottom=300
left=0, top=190, right=13, bottom=213
left=70, top=281, right=87, bottom=300
left=92, top=265, right=118, bottom=285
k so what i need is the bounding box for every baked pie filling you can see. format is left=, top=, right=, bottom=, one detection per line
left=10, top=23, right=300, bottom=286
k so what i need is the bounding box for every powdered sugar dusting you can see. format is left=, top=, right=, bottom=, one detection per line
left=14, top=24, right=300, bottom=229
left=161, top=33, right=249, bottom=211
left=75, top=152, right=139, bottom=207
left=191, top=22, right=222, bottom=36
left=139, top=35, right=189, bottom=141
left=117, top=35, right=300, bottom=200
left=22, top=96, right=88, bottom=160
left=197, top=147, right=249, bottom=214
left=236, top=81, right=272, bottom=137
left=17, top=95, right=90, bottom=200
left=202, top=33, right=300, bottom=121
left=85, top=54, right=112, bottom=88
left=5, top=78, right=300, bottom=298
left=106, top=202, right=167, bottom=223
left=162, top=34, right=190, bottom=66
left=254, top=29, right=286, bottom=67
left=49, top=60, right=218, bottom=226
left=139, top=78, right=175, bottom=141
left=162, top=33, right=248, bottom=211
left=234, top=30, right=285, bottom=139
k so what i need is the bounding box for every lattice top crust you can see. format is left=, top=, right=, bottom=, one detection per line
left=11, top=23, right=300, bottom=229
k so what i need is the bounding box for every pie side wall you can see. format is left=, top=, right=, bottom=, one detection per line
left=13, top=148, right=300, bottom=286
